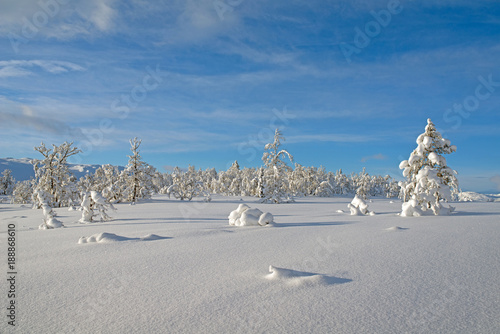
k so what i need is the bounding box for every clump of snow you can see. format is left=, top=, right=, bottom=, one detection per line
left=458, top=191, right=493, bottom=202
left=400, top=198, right=423, bottom=217
left=228, top=204, right=274, bottom=226
left=347, top=195, right=374, bottom=216
left=78, top=232, right=167, bottom=244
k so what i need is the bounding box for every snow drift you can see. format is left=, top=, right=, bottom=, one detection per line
left=78, top=232, right=167, bottom=244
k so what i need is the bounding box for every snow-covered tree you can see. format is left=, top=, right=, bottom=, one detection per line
left=348, top=194, right=374, bottom=216
left=122, top=138, right=155, bottom=203
left=167, top=166, right=208, bottom=201
left=353, top=167, right=371, bottom=200
left=12, top=180, right=34, bottom=204
left=261, top=129, right=294, bottom=203
left=0, top=169, right=16, bottom=195
left=79, top=191, right=116, bottom=223
left=399, top=119, right=458, bottom=216
left=32, top=142, right=81, bottom=208
left=35, top=189, right=64, bottom=229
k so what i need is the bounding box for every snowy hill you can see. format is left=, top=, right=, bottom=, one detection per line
left=1, top=195, right=499, bottom=333
left=0, top=157, right=123, bottom=181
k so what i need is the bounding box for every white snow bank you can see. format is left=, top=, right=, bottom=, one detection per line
left=266, top=266, right=351, bottom=286
left=458, top=191, right=493, bottom=202
left=228, top=204, right=274, bottom=226
left=78, top=233, right=168, bottom=244
left=347, top=195, right=374, bottom=216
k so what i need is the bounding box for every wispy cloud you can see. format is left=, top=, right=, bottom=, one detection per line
left=361, top=153, right=387, bottom=163
left=0, top=0, right=118, bottom=39
left=0, top=60, right=85, bottom=78
left=490, top=175, right=500, bottom=191
left=0, top=107, right=75, bottom=136
left=287, top=133, right=379, bottom=144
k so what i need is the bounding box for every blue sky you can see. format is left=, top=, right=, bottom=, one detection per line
left=0, top=0, right=499, bottom=192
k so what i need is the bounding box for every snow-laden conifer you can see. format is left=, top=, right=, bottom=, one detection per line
left=261, top=129, right=294, bottom=203
left=0, top=169, right=16, bottom=195
left=122, top=138, right=155, bottom=203
left=399, top=119, right=458, bottom=216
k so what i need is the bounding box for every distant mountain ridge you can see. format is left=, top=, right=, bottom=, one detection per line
left=0, top=157, right=123, bottom=182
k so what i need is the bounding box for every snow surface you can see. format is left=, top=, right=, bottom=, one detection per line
left=1, top=195, right=499, bottom=333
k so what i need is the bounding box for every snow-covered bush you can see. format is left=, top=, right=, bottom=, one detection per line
left=228, top=204, right=274, bottom=226
left=399, top=119, right=458, bottom=216
left=79, top=191, right=116, bottom=223
left=347, top=194, right=374, bottom=216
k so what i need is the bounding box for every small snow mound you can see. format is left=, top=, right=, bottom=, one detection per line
left=336, top=209, right=344, bottom=213
left=39, top=217, right=65, bottom=229
left=140, top=234, right=163, bottom=241
left=266, top=266, right=351, bottom=287
left=228, top=204, right=274, bottom=226
left=385, top=226, right=408, bottom=231
left=78, top=233, right=169, bottom=244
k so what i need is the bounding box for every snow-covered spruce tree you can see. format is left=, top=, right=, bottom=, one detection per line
left=354, top=167, right=372, bottom=200
left=399, top=118, right=458, bottom=216
left=32, top=142, right=81, bottom=208
left=0, top=169, right=16, bottom=195
left=261, top=129, right=294, bottom=203
left=79, top=191, right=116, bottom=223
left=122, top=138, right=155, bottom=203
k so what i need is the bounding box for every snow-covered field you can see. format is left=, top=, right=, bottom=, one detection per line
left=1, top=195, right=499, bottom=333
